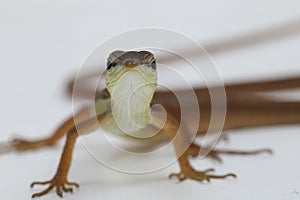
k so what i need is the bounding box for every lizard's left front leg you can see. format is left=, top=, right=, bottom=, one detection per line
left=163, top=118, right=236, bottom=183
left=169, top=152, right=236, bottom=182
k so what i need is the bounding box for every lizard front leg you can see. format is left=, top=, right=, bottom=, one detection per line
left=169, top=152, right=236, bottom=182
left=161, top=117, right=236, bottom=183
left=169, top=138, right=271, bottom=181
left=31, top=112, right=109, bottom=198
left=31, top=126, right=79, bottom=198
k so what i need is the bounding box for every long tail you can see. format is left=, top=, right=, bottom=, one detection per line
left=224, top=100, right=300, bottom=131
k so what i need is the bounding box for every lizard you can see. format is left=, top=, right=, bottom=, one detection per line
left=1, top=50, right=300, bottom=198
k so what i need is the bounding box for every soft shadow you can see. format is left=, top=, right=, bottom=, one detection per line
left=158, top=18, right=300, bottom=63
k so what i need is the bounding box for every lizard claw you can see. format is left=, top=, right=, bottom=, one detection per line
left=169, top=172, right=187, bottom=182
left=31, top=176, right=79, bottom=198
left=169, top=167, right=236, bottom=183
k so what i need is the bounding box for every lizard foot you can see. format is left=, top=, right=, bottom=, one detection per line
left=11, top=138, right=52, bottom=152
left=169, top=167, right=236, bottom=182
left=0, top=139, right=42, bottom=154
left=188, top=143, right=272, bottom=163
left=31, top=176, right=79, bottom=198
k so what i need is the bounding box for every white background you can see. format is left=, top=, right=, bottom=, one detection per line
left=1, top=0, right=300, bottom=200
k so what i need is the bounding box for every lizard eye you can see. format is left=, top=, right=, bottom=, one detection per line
left=106, top=61, right=116, bottom=70
left=150, top=60, right=156, bottom=70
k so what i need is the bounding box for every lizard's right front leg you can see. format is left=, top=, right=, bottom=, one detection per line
left=31, top=126, right=79, bottom=198
left=30, top=112, right=109, bottom=198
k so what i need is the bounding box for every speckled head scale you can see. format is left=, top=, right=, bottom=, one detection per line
left=106, top=50, right=156, bottom=70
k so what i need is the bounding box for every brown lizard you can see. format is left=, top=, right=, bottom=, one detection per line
left=1, top=50, right=299, bottom=198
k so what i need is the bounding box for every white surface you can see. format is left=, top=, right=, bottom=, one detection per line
left=0, top=0, right=300, bottom=200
